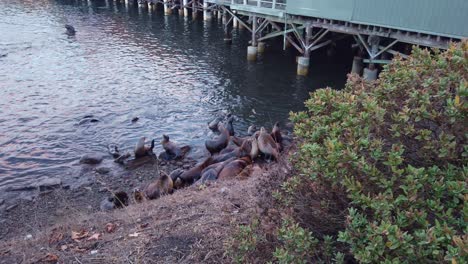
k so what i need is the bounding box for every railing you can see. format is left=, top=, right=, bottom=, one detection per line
left=229, top=0, right=287, bottom=10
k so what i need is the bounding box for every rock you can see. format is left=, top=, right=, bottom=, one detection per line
left=90, top=250, right=98, bottom=255
left=37, top=178, right=61, bottom=191
left=183, top=164, right=191, bottom=169
left=220, top=187, right=228, bottom=194
left=176, top=161, right=184, bottom=167
left=25, top=234, right=33, bottom=240
left=98, top=187, right=107, bottom=192
left=80, top=153, right=104, bottom=165
left=96, top=167, right=111, bottom=174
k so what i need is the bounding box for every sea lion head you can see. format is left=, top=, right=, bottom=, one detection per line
left=260, top=127, right=266, bottom=133
left=162, top=134, right=170, bottom=143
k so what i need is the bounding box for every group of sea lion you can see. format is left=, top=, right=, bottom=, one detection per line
left=100, top=114, right=288, bottom=210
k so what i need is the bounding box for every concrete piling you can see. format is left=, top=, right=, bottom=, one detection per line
left=351, top=56, right=363, bottom=75
left=203, top=2, right=211, bottom=21
left=247, top=46, right=258, bottom=61
left=164, top=0, right=172, bottom=15
left=297, top=56, right=310, bottom=76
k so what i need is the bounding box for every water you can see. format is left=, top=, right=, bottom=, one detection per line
left=0, top=0, right=349, bottom=200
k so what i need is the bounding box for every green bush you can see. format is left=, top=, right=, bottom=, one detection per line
left=290, top=42, right=467, bottom=263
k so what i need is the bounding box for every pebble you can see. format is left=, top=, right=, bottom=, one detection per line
left=25, top=234, right=33, bottom=240
left=176, top=161, right=183, bottom=166
left=80, top=153, right=104, bottom=165
left=90, top=250, right=98, bottom=255
left=98, top=187, right=107, bottom=193
left=96, top=167, right=111, bottom=174
left=6, top=204, right=18, bottom=211
left=220, top=187, right=228, bottom=194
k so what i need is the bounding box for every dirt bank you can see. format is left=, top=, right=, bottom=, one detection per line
left=0, top=151, right=292, bottom=263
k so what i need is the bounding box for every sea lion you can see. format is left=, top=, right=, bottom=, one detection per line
left=160, top=135, right=191, bottom=160
left=176, top=157, right=213, bottom=186
left=231, top=136, right=248, bottom=147
left=114, top=152, right=131, bottom=164
left=205, top=124, right=230, bottom=154
left=211, top=140, right=250, bottom=163
left=131, top=117, right=139, bottom=123
left=208, top=116, right=223, bottom=131
left=144, top=173, right=174, bottom=200
left=100, top=191, right=129, bottom=211
left=133, top=189, right=146, bottom=203
left=219, top=144, right=238, bottom=154
left=198, top=157, right=235, bottom=184
left=134, top=137, right=155, bottom=159
left=224, top=115, right=235, bottom=136
left=218, top=156, right=252, bottom=180
left=108, top=145, right=120, bottom=159
left=250, top=136, right=259, bottom=160
left=271, top=122, right=283, bottom=151
left=247, top=125, right=257, bottom=136
left=258, top=127, right=279, bottom=160
left=65, top=24, right=76, bottom=36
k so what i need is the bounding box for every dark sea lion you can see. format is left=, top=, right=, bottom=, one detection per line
left=247, top=125, right=257, bottom=136
left=208, top=116, right=223, bottom=131
left=271, top=122, right=283, bottom=151
left=211, top=140, right=250, bottom=163
left=198, top=157, right=235, bottom=184
left=205, top=124, right=230, bottom=154
left=134, top=137, right=155, bottom=159
left=219, top=144, right=238, bottom=154
left=177, top=157, right=213, bottom=186
left=144, top=173, right=173, bottom=200
left=160, top=135, right=191, bottom=160
left=114, top=152, right=131, bottom=164
left=101, top=191, right=129, bottom=210
left=218, top=156, right=252, bottom=180
left=131, top=117, right=139, bottom=123
left=224, top=115, right=235, bottom=136
left=65, top=24, right=76, bottom=36
left=108, top=145, right=120, bottom=159
left=258, top=127, right=279, bottom=160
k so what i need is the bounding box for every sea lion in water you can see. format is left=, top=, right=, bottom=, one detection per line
left=134, top=137, right=155, bottom=159
left=65, top=24, right=76, bottom=36
left=144, top=173, right=174, bottom=200
left=160, top=135, right=191, bottom=160
left=218, top=156, right=252, bottom=180
left=224, top=115, right=235, bottom=136
left=205, top=124, right=230, bottom=154
left=108, top=145, right=120, bottom=159
left=247, top=125, right=257, bottom=136
left=176, top=157, right=213, bottom=187
left=258, top=127, right=279, bottom=160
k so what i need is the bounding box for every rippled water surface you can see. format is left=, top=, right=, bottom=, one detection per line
left=0, top=0, right=349, bottom=199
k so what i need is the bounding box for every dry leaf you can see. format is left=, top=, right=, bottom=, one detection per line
left=105, top=223, right=117, bottom=233
left=128, top=232, right=140, bottom=238
left=48, top=231, right=64, bottom=245
left=71, top=230, right=89, bottom=241
left=41, top=253, right=59, bottom=263
left=87, top=233, right=101, bottom=241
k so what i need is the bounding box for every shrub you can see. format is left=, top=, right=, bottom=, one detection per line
left=290, top=42, right=467, bottom=263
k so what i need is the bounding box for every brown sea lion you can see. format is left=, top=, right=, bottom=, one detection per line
left=258, top=127, right=279, bottom=160
left=144, top=173, right=174, bottom=200
left=211, top=140, right=250, bottom=163
left=231, top=136, right=248, bottom=147
left=218, top=156, right=252, bottom=180
left=219, top=144, right=238, bottom=154
left=250, top=136, right=259, bottom=160
left=134, top=137, right=155, bottom=159
left=177, top=157, right=213, bottom=186
left=205, top=123, right=230, bottom=154
left=160, top=135, right=191, bottom=160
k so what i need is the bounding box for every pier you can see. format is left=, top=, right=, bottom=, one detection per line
left=130, top=0, right=466, bottom=79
